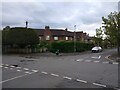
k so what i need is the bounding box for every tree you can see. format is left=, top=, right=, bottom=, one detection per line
left=102, top=11, right=120, bottom=56
left=2, top=27, right=39, bottom=48
left=94, top=27, right=103, bottom=46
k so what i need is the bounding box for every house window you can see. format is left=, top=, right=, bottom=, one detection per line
left=39, top=36, right=42, bottom=40
left=46, top=35, right=50, bottom=40
left=70, top=37, right=73, bottom=40
left=54, top=36, right=58, bottom=40
left=66, top=37, right=68, bottom=40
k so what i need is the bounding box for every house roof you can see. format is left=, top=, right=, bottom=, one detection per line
left=35, top=29, right=44, bottom=36
left=51, top=29, right=73, bottom=37
left=11, top=27, right=89, bottom=38
left=35, top=29, right=74, bottom=37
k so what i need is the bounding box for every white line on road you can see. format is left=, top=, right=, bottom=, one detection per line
left=93, top=83, right=106, bottom=87
left=17, top=70, right=21, bottom=72
left=10, top=68, right=13, bottom=70
left=93, top=61, right=100, bottom=63
left=25, top=71, right=31, bottom=74
left=0, top=71, right=37, bottom=84
left=51, top=73, right=59, bottom=77
left=32, top=70, right=38, bottom=72
left=102, top=61, right=109, bottom=64
left=76, top=59, right=83, bottom=62
left=23, top=68, right=29, bottom=70
left=76, top=79, right=87, bottom=83
left=0, top=66, right=3, bottom=68
left=41, top=71, right=48, bottom=74
left=92, top=56, right=101, bottom=59
left=5, top=64, right=9, bottom=66
left=63, top=76, right=72, bottom=80
left=0, top=74, right=28, bottom=84
left=4, top=67, right=8, bottom=69
left=10, top=66, right=15, bottom=68
left=16, top=67, right=21, bottom=69
left=113, top=62, right=119, bottom=65
left=98, top=56, right=101, bottom=59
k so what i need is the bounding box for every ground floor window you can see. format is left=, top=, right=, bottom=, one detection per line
left=46, top=35, right=50, bottom=40
left=54, top=36, right=58, bottom=40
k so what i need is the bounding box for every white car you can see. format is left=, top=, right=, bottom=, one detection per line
left=91, top=46, right=102, bottom=53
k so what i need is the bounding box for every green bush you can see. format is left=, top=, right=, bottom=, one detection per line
left=49, top=41, right=94, bottom=53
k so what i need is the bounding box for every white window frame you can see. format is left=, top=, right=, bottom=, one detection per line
left=39, top=36, right=42, bottom=40
left=46, top=35, right=50, bottom=40
left=66, top=37, right=68, bottom=40
left=54, top=36, right=58, bottom=40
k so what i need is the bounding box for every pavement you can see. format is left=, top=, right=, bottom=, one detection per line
left=108, top=53, right=120, bottom=62
left=1, top=48, right=119, bottom=89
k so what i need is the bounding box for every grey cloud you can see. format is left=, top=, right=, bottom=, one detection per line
left=1, top=1, right=118, bottom=35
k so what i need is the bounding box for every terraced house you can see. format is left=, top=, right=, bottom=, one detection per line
left=35, top=26, right=90, bottom=42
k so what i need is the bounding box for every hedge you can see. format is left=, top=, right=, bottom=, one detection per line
left=49, top=41, right=94, bottom=53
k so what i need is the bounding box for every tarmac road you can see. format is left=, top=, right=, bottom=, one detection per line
left=1, top=48, right=119, bottom=89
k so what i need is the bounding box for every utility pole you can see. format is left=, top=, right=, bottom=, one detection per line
left=74, top=25, right=76, bottom=53
left=117, top=14, right=120, bottom=56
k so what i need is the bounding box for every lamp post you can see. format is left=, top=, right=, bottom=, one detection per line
left=74, top=25, right=76, bottom=52
left=25, top=21, right=28, bottom=29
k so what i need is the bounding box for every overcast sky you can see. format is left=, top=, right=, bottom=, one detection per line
left=1, top=0, right=119, bottom=36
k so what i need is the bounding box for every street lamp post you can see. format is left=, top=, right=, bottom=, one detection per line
left=74, top=25, right=76, bottom=53
left=25, top=21, right=28, bottom=29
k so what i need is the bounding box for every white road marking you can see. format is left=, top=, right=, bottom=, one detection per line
left=92, top=56, right=101, bottom=59
left=25, top=71, right=31, bottom=74
left=10, top=66, right=15, bottom=68
left=93, top=83, right=106, bottom=87
left=0, top=72, right=36, bottom=84
left=5, top=64, right=9, bottom=66
left=102, top=61, right=109, bottom=64
left=51, top=73, right=59, bottom=77
left=17, top=70, right=21, bottom=72
left=113, top=62, right=119, bottom=65
left=4, top=67, right=8, bottom=69
left=0, top=66, right=3, bottom=68
left=76, top=79, right=87, bottom=83
left=98, top=56, right=101, bottom=59
left=93, top=61, right=100, bottom=63
left=41, top=71, right=48, bottom=74
left=63, top=76, right=72, bottom=80
left=76, top=59, right=83, bottom=62
left=23, top=68, right=29, bottom=70
left=85, top=60, right=92, bottom=62
left=16, top=67, right=21, bottom=69
left=32, top=70, right=38, bottom=72
left=0, top=74, right=27, bottom=84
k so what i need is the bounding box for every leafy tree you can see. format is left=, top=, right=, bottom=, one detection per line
left=2, top=27, right=39, bottom=48
left=102, top=11, right=120, bottom=55
left=94, top=27, right=103, bottom=47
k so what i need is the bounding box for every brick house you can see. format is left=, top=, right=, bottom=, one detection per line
left=35, top=26, right=89, bottom=42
